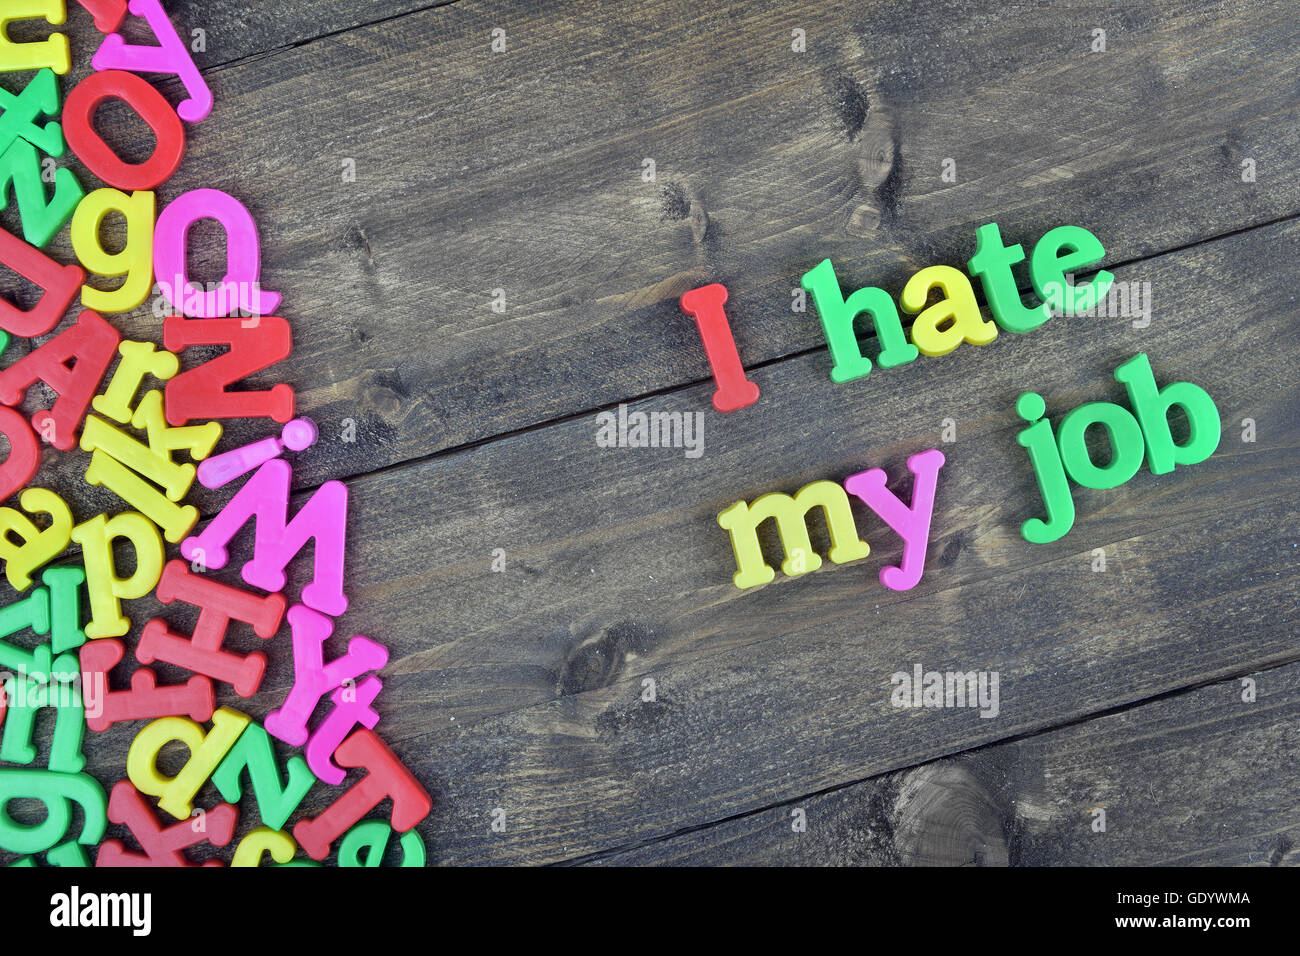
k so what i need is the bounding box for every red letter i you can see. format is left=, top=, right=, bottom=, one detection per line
left=679, top=283, right=760, bottom=413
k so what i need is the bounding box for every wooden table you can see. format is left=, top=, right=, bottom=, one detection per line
left=4, top=0, right=1298, bottom=866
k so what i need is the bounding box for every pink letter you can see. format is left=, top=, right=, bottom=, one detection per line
left=154, top=188, right=281, bottom=318
left=91, top=0, right=211, bottom=122
left=179, top=459, right=347, bottom=616
left=305, top=675, right=382, bottom=785
left=264, top=605, right=388, bottom=747
left=843, top=449, right=945, bottom=591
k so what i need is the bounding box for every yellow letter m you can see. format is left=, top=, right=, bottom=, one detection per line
left=716, top=480, right=869, bottom=589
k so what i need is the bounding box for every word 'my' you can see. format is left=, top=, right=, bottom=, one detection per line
left=717, top=449, right=944, bottom=591
left=1017, top=352, right=1220, bottom=543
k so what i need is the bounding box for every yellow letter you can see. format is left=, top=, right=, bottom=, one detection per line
left=232, top=826, right=297, bottom=867
left=71, top=190, right=156, bottom=313
left=70, top=512, right=163, bottom=639
left=127, top=708, right=251, bottom=820
left=92, top=341, right=178, bottom=425
left=0, top=2, right=69, bottom=74
left=717, top=480, right=869, bottom=589
left=0, top=487, right=71, bottom=590
left=902, top=265, right=998, bottom=356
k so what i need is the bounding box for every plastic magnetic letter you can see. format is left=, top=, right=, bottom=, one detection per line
left=305, top=675, right=382, bottom=785
left=338, top=820, right=425, bottom=867
left=180, top=459, right=348, bottom=616
left=63, top=70, right=183, bottom=190
left=1029, top=225, right=1113, bottom=316
left=0, top=651, right=85, bottom=772
left=843, top=448, right=946, bottom=591
left=96, top=780, right=235, bottom=866
left=0, top=769, right=105, bottom=855
left=127, top=707, right=250, bottom=819
left=231, top=826, right=296, bottom=867
left=137, top=560, right=285, bottom=697
left=76, top=0, right=127, bottom=33
left=678, top=283, right=759, bottom=413
left=70, top=511, right=163, bottom=639
left=902, top=266, right=998, bottom=356
left=965, top=222, right=1052, bottom=334
left=211, top=719, right=315, bottom=832
left=81, top=403, right=216, bottom=542
left=292, top=729, right=432, bottom=861
left=0, top=406, right=40, bottom=504
left=0, top=489, right=73, bottom=590
left=131, top=390, right=221, bottom=469
left=43, top=564, right=85, bottom=653
left=14, top=840, right=90, bottom=867
left=1056, top=402, right=1145, bottom=490
left=71, top=188, right=155, bottom=312
left=0, top=587, right=51, bottom=676
left=162, top=314, right=295, bottom=424
left=1113, top=352, right=1221, bottom=476
left=264, top=605, right=388, bottom=747
left=0, top=2, right=70, bottom=74
left=81, top=443, right=198, bottom=545
left=0, top=225, right=84, bottom=337
left=1015, top=392, right=1076, bottom=544
left=0, top=68, right=67, bottom=158
left=91, top=0, right=212, bottom=122
left=801, top=257, right=918, bottom=383
left=0, top=309, right=121, bottom=451
left=92, top=341, right=178, bottom=424
left=154, top=188, right=281, bottom=317
left=79, top=638, right=214, bottom=732
left=0, top=137, right=84, bottom=248
left=197, top=417, right=317, bottom=489
left=715, top=480, right=870, bottom=589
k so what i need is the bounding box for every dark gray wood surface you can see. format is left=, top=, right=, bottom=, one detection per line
left=1, top=0, right=1296, bottom=866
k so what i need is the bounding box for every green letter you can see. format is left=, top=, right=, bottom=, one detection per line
left=1056, top=402, right=1145, bottom=489
left=1113, top=352, right=1221, bottom=475
left=1030, top=225, right=1113, bottom=315
left=1015, top=393, right=1076, bottom=543
left=801, top=258, right=917, bottom=383
left=966, top=222, right=1051, bottom=333
left=212, top=719, right=316, bottom=832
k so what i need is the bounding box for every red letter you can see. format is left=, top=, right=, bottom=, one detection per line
left=0, top=405, right=39, bottom=501
left=162, top=315, right=294, bottom=425
left=0, top=310, right=120, bottom=450
left=97, top=780, right=235, bottom=866
left=679, top=283, right=760, bottom=413
left=76, top=0, right=128, bottom=33
left=0, top=227, right=83, bottom=338
left=137, top=560, right=286, bottom=698
left=293, top=729, right=431, bottom=861
left=63, top=70, right=184, bottom=190
left=80, top=638, right=214, bottom=733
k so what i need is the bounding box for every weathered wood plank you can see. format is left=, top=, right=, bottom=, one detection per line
left=23, top=0, right=1298, bottom=502
left=588, top=660, right=1300, bottom=866
left=63, top=216, right=1300, bottom=864
left=54, top=0, right=460, bottom=73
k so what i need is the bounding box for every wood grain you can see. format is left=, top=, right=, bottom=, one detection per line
left=589, top=660, right=1300, bottom=866
left=59, top=216, right=1300, bottom=864
left=14, top=0, right=1297, bottom=502
left=1, top=0, right=1296, bottom=867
